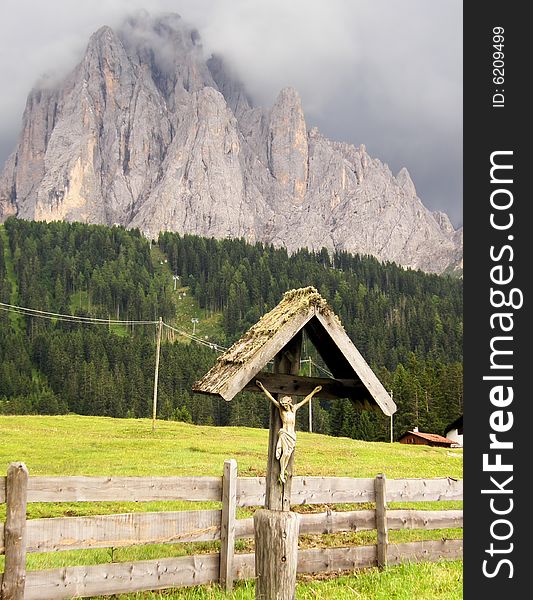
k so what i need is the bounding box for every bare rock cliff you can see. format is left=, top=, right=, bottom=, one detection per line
left=0, top=14, right=462, bottom=274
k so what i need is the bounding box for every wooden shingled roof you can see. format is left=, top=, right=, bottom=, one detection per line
left=193, top=287, right=396, bottom=416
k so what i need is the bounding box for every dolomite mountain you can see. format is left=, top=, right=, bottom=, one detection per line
left=0, top=14, right=462, bottom=274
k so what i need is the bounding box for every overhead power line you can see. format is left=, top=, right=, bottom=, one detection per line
left=1, top=301, right=339, bottom=431
left=0, top=301, right=158, bottom=325
left=0, top=301, right=227, bottom=350
left=162, top=322, right=227, bottom=353
left=0, top=299, right=229, bottom=432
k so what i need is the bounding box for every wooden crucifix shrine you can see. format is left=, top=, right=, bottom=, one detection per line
left=193, top=287, right=397, bottom=599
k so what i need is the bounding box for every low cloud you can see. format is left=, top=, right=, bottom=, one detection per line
left=0, top=0, right=462, bottom=225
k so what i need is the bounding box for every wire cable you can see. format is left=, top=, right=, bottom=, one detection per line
left=0, top=301, right=158, bottom=325
left=162, top=322, right=227, bottom=352
left=0, top=301, right=226, bottom=351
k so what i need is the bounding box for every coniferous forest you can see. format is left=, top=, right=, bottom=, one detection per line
left=0, top=218, right=463, bottom=441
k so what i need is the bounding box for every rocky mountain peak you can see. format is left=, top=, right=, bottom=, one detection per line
left=268, top=87, right=308, bottom=205
left=84, top=26, right=128, bottom=76
left=432, top=210, right=456, bottom=236
left=0, top=14, right=462, bottom=275
left=90, top=24, right=116, bottom=44
left=396, top=167, right=416, bottom=197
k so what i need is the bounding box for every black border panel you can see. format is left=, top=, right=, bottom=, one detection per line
left=464, top=4, right=530, bottom=597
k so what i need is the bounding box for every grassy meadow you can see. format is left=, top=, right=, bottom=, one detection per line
left=0, top=415, right=463, bottom=598
left=0, top=414, right=462, bottom=479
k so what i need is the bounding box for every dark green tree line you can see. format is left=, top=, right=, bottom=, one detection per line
left=0, top=219, right=463, bottom=439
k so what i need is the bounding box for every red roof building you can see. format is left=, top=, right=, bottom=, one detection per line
left=398, top=428, right=455, bottom=448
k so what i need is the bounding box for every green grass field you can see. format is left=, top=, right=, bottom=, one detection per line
left=0, top=416, right=463, bottom=598
left=0, top=414, right=462, bottom=479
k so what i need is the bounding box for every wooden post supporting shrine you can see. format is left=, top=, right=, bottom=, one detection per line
left=254, top=510, right=300, bottom=600
left=265, top=332, right=302, bottom=511
left=192, top=287, right=397, bottom=600
left=254, top=332, right=302, bottom=599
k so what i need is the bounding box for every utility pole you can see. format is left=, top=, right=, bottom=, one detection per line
left=152, top=317, right=163, bottom=432
left=308, top=358, right=313, bottom=433
left=390, top=390, right=394, bottom=443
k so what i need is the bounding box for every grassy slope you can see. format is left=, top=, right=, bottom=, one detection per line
left=0, top=416, right=463, bottom=597
left=151, top=245, right=224, bottom=344
left=0, top=414, right=462, bottom=479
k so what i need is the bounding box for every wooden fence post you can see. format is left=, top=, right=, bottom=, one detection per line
left=375, top=473, right=388, bottom=569
left=1, top=462, right=29, bottom=600
left=219, top=459, right=237, bottom=592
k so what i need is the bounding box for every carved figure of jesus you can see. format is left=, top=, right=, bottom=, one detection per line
left=256, top=380, right=322, bottom=483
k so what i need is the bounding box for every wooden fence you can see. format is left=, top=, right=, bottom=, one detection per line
left=0, top=461, right=463, bottom=600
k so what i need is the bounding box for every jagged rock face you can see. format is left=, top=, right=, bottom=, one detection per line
left=268, top=88, right=308, bottom=206
left=0, top=14, right=462, bottom=274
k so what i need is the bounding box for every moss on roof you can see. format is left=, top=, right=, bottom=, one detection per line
left=193, top=287, right=332, bottom=395
left=193, top=286, right=396, bottom=416
left=222, top=287, right=330, bottom=365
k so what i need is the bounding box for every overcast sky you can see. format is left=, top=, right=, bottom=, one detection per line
left=0, top=0, right=462, bottom=226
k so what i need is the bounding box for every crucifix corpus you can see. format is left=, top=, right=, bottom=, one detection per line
left=193, top=286, right=396, bottom=599
left=256, top=380, right=322, bottom=483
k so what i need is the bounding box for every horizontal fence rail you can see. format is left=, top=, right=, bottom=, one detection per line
left=0, top=476, right=222, bottom=504
left=1, top=510, right=222, bottom=554
left=0, top=475, right=462, bottom=505
left=20, top=540, right=464, bottom=600
left=0, top=462, right=463, bottom=600
left=0, top=509, right=463, bottom=555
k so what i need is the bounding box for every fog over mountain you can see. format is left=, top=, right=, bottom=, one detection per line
left=0, top=13, right=462, bottom=274
left=0, top=0, right=462, bottom=226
